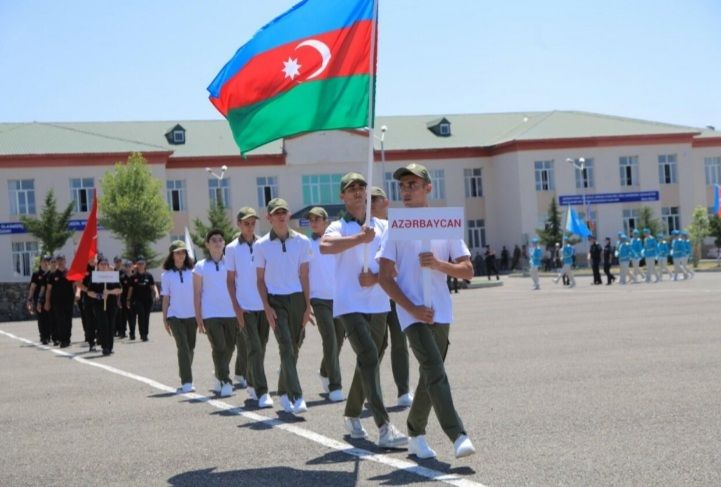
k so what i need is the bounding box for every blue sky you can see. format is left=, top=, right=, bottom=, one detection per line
left=1, top=0, right=719, bottom=128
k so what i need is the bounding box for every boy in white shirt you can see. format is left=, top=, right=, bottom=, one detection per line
left=226, top=206, right=273, bottom=409
left=193, top=229, right=237, bottom=398
left=378, top=163, right=476, bottom=460
left=254, top=198, right=313, bottom=415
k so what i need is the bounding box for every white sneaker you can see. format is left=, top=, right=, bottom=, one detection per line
left=292, top=397, right=308, bottom=414
left=219, top=382, right=233, bottom=397
left=319, top=375, right=330, bottom=393
left=247, top=387, right=257, bottom=401
left=453, top=434, right=476, bottom=458
left=344, top=417, right=368, bottom=439
left=258, top=393, right=273, bottom=409
left=211, top=380, right=222, bottom=393
left=234, top=375, right=247, bottom=388
left=377, top=423, right=408, bottom=449
left=409, top=435, right=437, bottom=459
left=180, top=383, right=195, bottom=394
left=279, top=394, right=293, bottom=413
left=328, top=389, right=345, bottom=402
left=397, top=393, right=414, bottom=408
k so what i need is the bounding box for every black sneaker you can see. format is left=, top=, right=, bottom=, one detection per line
left=141, top=336, right=148, bottom=342
left=89, top=345, right=96, bottom=352
left=60, top=342, right=70, bottom=348
left=129, top=335, right=136, bottom=341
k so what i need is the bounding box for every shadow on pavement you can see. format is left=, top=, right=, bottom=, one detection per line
left=168, top=466, right=356, bottom=487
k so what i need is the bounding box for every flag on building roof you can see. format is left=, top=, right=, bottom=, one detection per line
left=713, top=184, right=721, bottom=218
left=67, top=193, right=98, bottom=281
left=565, top=206, right=592, bottom=238
left=208, top=0, right=377, bottom=155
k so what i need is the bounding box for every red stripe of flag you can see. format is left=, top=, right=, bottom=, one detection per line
left=67, top=194, right=98, bottom=281
left=212, top=20, right=372, bottom=116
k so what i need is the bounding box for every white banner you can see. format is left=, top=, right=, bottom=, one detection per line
left=92, top=271, right=120, bottom=283
left=387, top=207, right=465, bottom=241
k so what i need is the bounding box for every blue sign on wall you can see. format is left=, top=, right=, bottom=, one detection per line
left=559, top=191, right=659, bottom=206
left=0, top=219, right=101, bottom=235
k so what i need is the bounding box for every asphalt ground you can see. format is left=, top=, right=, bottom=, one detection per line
left=1, top=272, right=719, bottom=486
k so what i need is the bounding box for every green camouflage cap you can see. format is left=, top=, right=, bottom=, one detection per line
left=370, top=186, right=387, bottom=199
left=169, top=240, right=187, bottom=253
left=393, top=163, right=431, bottom=183
left=267, top=198, right=290, bottom=214
left=340, top=172, right=367, bottom=192
left=236, top=206, right=258, bottom=221
left=306, top=206, right=328, bottom=219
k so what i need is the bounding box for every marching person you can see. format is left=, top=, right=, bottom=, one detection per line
left=307, top=206, right=346, bottom=402
left=78, top=254, right=98, bottom=350
left=615, top=234, right=632, bottom=285
left=320, top=172, right=407, bottom=449
left=483, top=245, right=499, bottom=281
left=378, top=162, right=475, bottom=459
left=642, top=228, right=659, bottom=283
left=113, top=256, right=127, bottom=338
left=528, top=237, right=542, bottom=290
left=120, top=259, right=134, bottom=339
left=44, top=254, right=74, bottom=348
left=194, top=229, right=237, bottom=398
left=553, top=237, right=576, bottom=288
left=630, top=229, right=644, bottom=283
left=226, top=206, right=273, bottom=409
left=27, top=255, right=52, bottom=344
left=255, top=198, right=313, bottom=415
left=671, top=230, right=687, bottom=281
left=161, top=240, right=197, bottom=393
left=602, top=237, right=616, bottom=285
left=371, top=186, right=413, bottom=408
left=127, top=256, right=159, bottom=342
left=84, top=255, right=121, bottom=356
left=588, top=236, right=602, bottom=285
left=656, top=233, right=670, bottom=280
left=679, top=230, right=695, bottom=279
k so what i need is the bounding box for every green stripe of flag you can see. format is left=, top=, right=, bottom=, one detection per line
left=226, top=75, right=371, bottom=155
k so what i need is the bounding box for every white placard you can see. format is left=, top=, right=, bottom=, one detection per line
left=92, top=271, right=120, bottom=283
left=387, top=207, right=465, bottom=241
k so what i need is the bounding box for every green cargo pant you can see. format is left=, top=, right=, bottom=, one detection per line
left=340, top=312, right=389, bottom=427
left=204, top=317, right=237, bottom=385
left=405, top=322, right=465, bottom=442
left=312, top=298, right=345, bottom=392
left=387, top=301, right=410, bottom=397
left=268, top=293, right=306, bottom=401
left=234, top=322, right=248, bottom=379
left=168, top=317, right=197, bottom=385
left=243, top=310, right=270, bottom=396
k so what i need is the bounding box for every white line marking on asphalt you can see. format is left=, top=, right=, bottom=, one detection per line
left=0, top=329, right=487, bottom=487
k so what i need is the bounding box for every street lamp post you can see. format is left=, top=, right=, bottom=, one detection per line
left=379, top=125, right=387, bottom=194
left=206, top=165, right=228, bottom=181
left=566, top=157, right=588, bottom=227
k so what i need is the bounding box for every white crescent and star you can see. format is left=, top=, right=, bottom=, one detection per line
left=281, top=39, right=332, bottom=81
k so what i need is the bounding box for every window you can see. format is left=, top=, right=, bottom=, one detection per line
left=439, top=123, right=451, bottom=136
left=658, top=154, right=678, bottom=184
left=464, top=168, right=483, bottom=198
left=12, top=241, right=39, bottom=277
left=705, top=157, right=721, bottom=185
left=172, top=130, right=185, bottom=144
left=302, top=174, right=343, bottom=205
left=619, top=156, right=639, bottom=187
left=384, top=172, right=400, bottom=201
left=256, top=176, right=278, bottom=208
left=70, top=178, right=94, bottom=212
left=429, top=169, right=446, bottom=200
left=467, top=219, right=486, bottom=252
left=622, top=208, right=640, bottom=235
left=573, top=159, right=594, bottom=189
left=8, top=179, right=36, bottom=215
left=534, top=161, right=555, bottom=191
left=662, top=207, right=680, bottom=233
left=208, top=178, right=230, bottom=207
left=166, top=180, right=187, bottom=212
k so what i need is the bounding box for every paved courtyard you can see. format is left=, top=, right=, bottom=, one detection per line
left=1, top=273, right=719, bottom=486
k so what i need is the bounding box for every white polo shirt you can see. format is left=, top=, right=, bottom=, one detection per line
left=225, top=235, right=264, bottom=311
left=160, top=268, right=195, bottom=319
left=253, top=230, right=312, bottom=296
left=309, top=235, right=335, bottom=300
left=324, top=215, right=390, bottom=317
left=378, top=237, right=470, bottom=331
left=193, top=257, right=235, bottom=319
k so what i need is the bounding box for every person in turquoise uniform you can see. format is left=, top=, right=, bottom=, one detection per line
left=630, top=229, right=644, bottom=283
left=642, top=228, right=659, bottom=283
left=679, top=230, right=694, bottom=279
left=554, top=237, right=576, bottom=288
left=670, top=230, right=687, bottom=281
left=656, top=233, right=670, bottom=280
left=615, top=234, right=632, bottom=285
left=528, top=237, right=543, bottom=290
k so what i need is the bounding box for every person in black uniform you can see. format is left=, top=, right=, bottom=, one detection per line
left=27, top=255, right=51, bottom=344
left=84, top=256, right=122, bottom=355
left=127, top=256, right=158, bottom=342
left=78, top=256, right=98, bottom=349
left=484, top=245, right=499, bottom=281
left=113, top=257, right=127, bottom=338
left=44, top=254, right=74, bottom=348
left=120, top=259, right=135, bottom=338
left=603, top=237, right=616, bottom=285
left=588, top=236, right=603, bottom=285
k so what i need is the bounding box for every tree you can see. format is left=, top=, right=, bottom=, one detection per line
left=20, top=189, right=74, bottom=256
left=99, top=152, right=172, bottom=267
left=191, top=201, right=237, bottom=259
left=710, top=215, right=721, bottom=265
left=687, top=206, right=710, bottom=267
left=637, top=206, right=663, bottom=235
left=536, top=198, right=563, bottom=248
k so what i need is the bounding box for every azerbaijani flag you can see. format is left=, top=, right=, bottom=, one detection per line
left=67, top=194, right=98, bottom=281
left=208, top=0, right=377, bottom=155
left=713, top=184, right=721, bottom=218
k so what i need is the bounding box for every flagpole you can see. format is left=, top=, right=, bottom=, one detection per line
left=362, top=0, right=379, bottom=272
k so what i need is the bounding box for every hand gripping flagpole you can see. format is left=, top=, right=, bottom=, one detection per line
left=362, top=0, right=379, bottom=272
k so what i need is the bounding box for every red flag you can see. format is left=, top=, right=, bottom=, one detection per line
left=67, top=194, right=98, bottom=281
